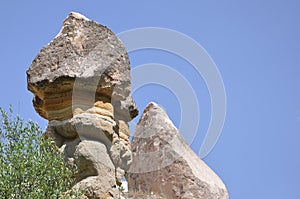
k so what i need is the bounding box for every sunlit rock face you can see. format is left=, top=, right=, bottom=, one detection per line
left=27, top=11, right=228, bottom=199
left=27, top=12, right=138, bottom=198
left=27, top=12, right=137, bottom=122
left=127, top=102, right=228, bottom=199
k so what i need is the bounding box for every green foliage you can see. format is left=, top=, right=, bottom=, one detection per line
left=0, top=106, right=78, bottom=198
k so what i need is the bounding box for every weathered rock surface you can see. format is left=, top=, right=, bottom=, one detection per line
left=27, top=12, right=138, bottom=198
left=27, top=11, right=228, bottom=199
left=73, top=140, right=118, bottom=198
left=27, top=11, right=138, bottom=121
left=127, top=102, right=228, bottom=199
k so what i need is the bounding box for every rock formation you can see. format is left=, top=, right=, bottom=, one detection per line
left=27, top=12, right=138, bottom=198
left=27, top=12, right=228, bottom=199
left=127, top=102, right=228, bottom=199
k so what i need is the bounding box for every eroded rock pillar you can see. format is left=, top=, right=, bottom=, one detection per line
left=27, top=12, right=138, bottom=198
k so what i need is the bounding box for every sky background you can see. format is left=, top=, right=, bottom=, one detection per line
left=0, top=1, right=299, bottom=198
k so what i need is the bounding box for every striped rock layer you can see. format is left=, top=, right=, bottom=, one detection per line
left=27, top=12, right=138, bottom=199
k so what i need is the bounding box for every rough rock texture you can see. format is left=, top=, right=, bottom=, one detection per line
left=27, top=12, right=138, bottom=198
left=127, top=102, right=228, bottom=199
left=27, top=12, right=137, bottom=121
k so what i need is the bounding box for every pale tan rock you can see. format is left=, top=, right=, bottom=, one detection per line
left=119, top=131, right=129, bottom=142
left=27, top=12, right=138, bottom=199
left=74, top=140, right=115, bottom=180
left=73, top=176, right=118, bottom=199
left=114, top=97, right=138, bottom=122
left=45, top=125, right=65, bottom=148
left=86, top=107, right=114, bottom=120
left=118, top=120, right=130, bottom=137
left=94, top=101, right=114, bottom=113
left=48, top=119, right=78, bottom=139
left=60, top=137, right=81, bottom=167
left=72, top=113, right=115, bottom=148
left=72, top=140, right=119, bottom=198
left=127, top=102, right=228, bottom=199
left=73, top=107, right=84, bottom=115
left=27, top=12, right=138, bottom=121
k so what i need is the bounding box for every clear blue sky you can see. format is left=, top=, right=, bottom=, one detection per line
left=0, top=1, right=299, bottom=198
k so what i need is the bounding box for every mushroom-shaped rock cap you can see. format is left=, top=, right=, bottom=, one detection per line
left=27, top=12, right=137, bottom=121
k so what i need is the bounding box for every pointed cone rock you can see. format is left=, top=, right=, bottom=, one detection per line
left=127, top=102, right=228, bottom=199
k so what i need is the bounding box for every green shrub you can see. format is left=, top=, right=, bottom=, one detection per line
left=0, top=106, right=78, bottom=198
